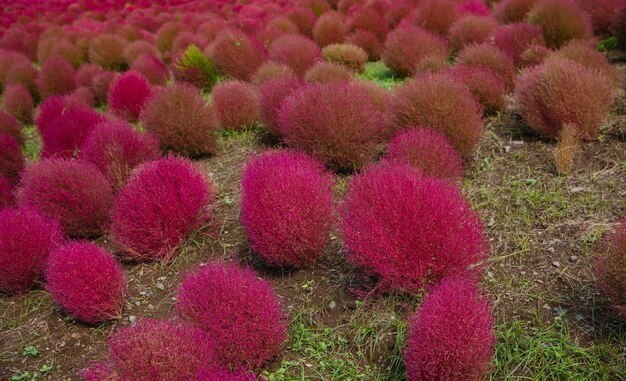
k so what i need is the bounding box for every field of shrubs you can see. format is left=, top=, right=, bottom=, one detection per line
left=0, top=0, right=625, bottom=380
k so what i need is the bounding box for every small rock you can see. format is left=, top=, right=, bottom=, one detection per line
left=487, top=271, right=494, bottom=278
left=532, top=271, right=539, bottom=276
left=329, top=301, right=337, bottom=309
left=547, top=247, right=555, bottom=253
left=552, top=261, right=561, bottom=268
left=575, top=314, right=584, bottom=321
left=129, top=315, right=137, bottom=324
left=504, top=145, right=511, bottom=153
left=543, top=303, right=551, bottom=310
left=571, top=187, right=584, bottom=193
left=520, top=271, right=526, bottom=275
left=511, top=140, right=524, bottom=145
left=134, top=301, right=141, bottom=306
left=570, top=255, right=578, bottom=261
left=487, top=217, right=495, bottom=227
left=155, top=282, right=165, bottom=290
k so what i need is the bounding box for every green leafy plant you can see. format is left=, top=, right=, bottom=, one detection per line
left=173, top=45, right=218, bottom=91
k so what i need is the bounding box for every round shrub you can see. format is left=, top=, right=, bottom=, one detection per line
left=40, top=107, right=104, bottom=159
left=259, top=78, right=306, bottom=135
left=612, top=6, right=626, bottom=50
left=385, top=129, right=464, bottom=181
left=45, top=241, right=126, bottom=324
left=2, top=84, right=33, bottom=123
left=0, top=207, right=63, bottom=294
left=123, top=40, right=160, bottom=65
left=347, top=6, right=389, bottom=40
left=258, top=16, right=300, bottom=47
left=528, top=0, right=592, bottom=48
left=287, top=6, right=318, bottom=36
left=130, top=54, right=170, bottom=86
left=448, top=15, right=499, bottom=52
left=391, top=74, right=484, bottom=158
left=346, top=29, right=383, bottom=60
left=404, top=277, right=495, bottom=380
left=156, top=22, right=184, bottom=54
left=89, top=33, right=128, bottom=70
left=252, top=61, right=297, bottom=86
left=173, top=45, right=219, bottom=91
left=92, top=71, right=118, bottom=104
left=0, top=133, right=24, bottom=183
left=80, top=319, right=218, bottom=381
left=593, top=221, right=626, bottom=320
left=107, top=71, right=153, bottom=122
left=209, top=31, right=265, bottom=82
left=340, top=164, right=489, bottom=292
left=519, top=44, right=551, bottom=66
left=382, top=26, right=449, bottom=76
left=549, top=40, right=620, bottom=87
left=515, top=58, right=615, bottom=139
left=492, top=23, right=546, bottom=66
left=241, top=150, right=335, bottom=267
left=0, top=110, right=25, bottom=145
left=17, top=159, right=114, bottom=237
left=304, top=61, right=354, bottom=83
left=577, top=0, right=623, bottom=35
left=414, top=0, right=460, bottom=35
left=195, top=366, right=259, bottom=381
left=313, top=11, right=348, bottom=46
left=36, top=55, right=76, bottom=99
left=79, top=121, right=160, bottom=191
left=278, top=81, right=387, bottom=170
left=140, top=83, right=219, bottom=157
left=268, top=35, right=321, bottom=77
left=494, top=0, right=537, bottom=23
left=5, top=61, right=38, bottom=94
left=211, top=81, right=260, bottom=131
left=110, top=156, right=214, bottom=263
left=321, top=43, right=368, bottom=72
left=459, top=0, right=491, bottom=16
left=37, top=37, right=83, bottom=68
left=35, top=96, right=90, bottom=138
left=456, top=43, right=517, bottom=90
left=176, top=262, right=287, bottom=369
left=0, top=177, right=15, bottom=209
left=446, top=64, right=506, bottom=114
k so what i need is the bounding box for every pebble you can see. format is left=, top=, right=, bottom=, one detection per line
left=547, top=247, right=555, bottom=253
left=155, top=282, right=165, bottom=290
left=570, top=255, right=578, bottom=261
left=552, top=261, right=561, bottom=268
left=329, top=301, right=337, bottom=309
left=511, top=140, right=524, bottom=145
left=571, top=187, right=584, bottom=193
left=543, top=303, right=551, bottom=310
left=129, top=315, right=137, bottom=324
left=504, top=145, right=511, bottom=153
left=487, top=271, right=494, bottom=278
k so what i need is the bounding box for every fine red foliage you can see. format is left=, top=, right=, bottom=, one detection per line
left=252, top=61, right=297, bottom=86
left=382, top=25, right=448, bottom=76
left=528, top=0, right=592, bottom=48
left=176, top=262, right=287, bottom=369
left=130, top=54, right=170, bottom=86
left=456, top=43, right=517, bottom=90
left=211, top=80, right=260, bottom=131
left=0, top=177, right=15, bottom=209
left=268, top=35, right=321, bottom=77
left=36, top=55, right=76, bottom=99
left=313, top=11, right=348, bottom=46
left=40, top=107, right=104, bottom=159
left=346, top=29, right=383, bottom=60
left=17, top=159, right=114, bottom=237
left=45, top=241, right=127, bottom=324
left=414, top=0, right=460, bottom=35
left=107, top=71, right=153, bottom=122
left=445, top=64, right=506, bottom=114
left=404, top=277, right=495, bottom=380
left=340, top=163, right=489, bottom=292
left=347, top=5, right=389, bottom=40
left=209, top=31, right=265, bottom=81
left=321, top=43, right=368, bottom=72
left=0, top=133, right=24, bottom=183
left=4, top=60, right=38, bottom=94
left=492, top=23, right=546, bottom=66
left=287, top=6, right=318, bottom=36
left=304, top=61, right=354, bottom=83
left=110, top=156, right=214, bottom=263
left=195, top=366, right=260, bottom=381
left=88, top=33, right=128, bottom=70
left=2, top=84, right=34, bottom=123
left=0, top=110, right=25, bottom=145
left=0, top=207, right=63, bottom=294
left=577, top=0, right=623, bottom=34
left=448, top=15, right=499, bottom=52
left=259, top=78, right=306, bottom=135
left=593, top=221, right=626, bottom=320
left=549, top=40, right=620, bottom=87
left=123, top=40, right=161, bottom=64
left=241, top=150, right=335, bottom=267
left=494, top=0, right=537, bottom=23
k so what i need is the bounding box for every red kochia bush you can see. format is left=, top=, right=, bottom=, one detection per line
left=414, top=0, right=460, bottom=35
left=209, top=31, right=265, bottom=81
left=391, top=74, right=484, bottom=158
left=2, top=84, right=34, bottom=123
left=88, top=33, right=128, bottom=70
left=176, top=262, right=287, bottom=369
left=195, top=366, right=259, bottom=381
left=340, top=164, right=489, bottom=292
left=278, top=81, right=387, bottom=170
left=448, top=16, right=499, bottom=52
left=404, top=278, right=495, bottom=380
left=304, top=61, right=354, bottom=83
left=515, top=58, right=615, bottom=139
left=79, top=121, right=160, bottom=191
left=593, top=221, right=626, bottom=320
left=92, top=71, right=118, bottom=104
left=110, top=156, right=214, bottom=263
left=130, top=54, right=170, bottom=86
left=45, top=241, right=126, bottom=324
left=4, top=61, right=37, bottom=94
left=446, top=64, right=506, bottom=114
left=0, top=207, right=63, bottom=294
left=251, top=62, right=297, bottom=86
left=494, top=0, right=537, bottom=23
left=40, top=107, right=104, bottom=159
left=0, top=110, right=25, bottom=145
left=492, top=23, right=546, bottom=66
left=549, top=40, right=620, bottom=87
left=528, top=0, right=592, bottom=48
left=241, top=151, right=335, bottom=267
left=107, top=71, right=153, bottom=122
left=259, top=78, right=306, bottom=135
left=346, top=29, right=383, bottom=60
left=313, top=11, right=348, bottom=46
left=0, top=177, right=15, bottom=209
left=35, top=96, right=90, bottom=138
left=456, top=43, right=517, bottom=91
left=382, top=26, right=449, bottom=76
left=81, top=319, right=218, bottom=381
left=268, top=35, right=321, bottom=77
left=18, top=159, right=114, bottom=237
left=140, top=84, right=219, bottom=157
left=36, top=56, right=76, bottom=99
left=211, top=81, right=260, bottom=131
left=385, top=129, right=464, bottom=181
left=0, top=133, right=24, bottom=183
left=123, top=40, right=161, bottom=64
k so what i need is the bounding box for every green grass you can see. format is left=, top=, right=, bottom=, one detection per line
left=357, top=61, right=404, bottom=89
left=22, top=125, right=41, bottom=161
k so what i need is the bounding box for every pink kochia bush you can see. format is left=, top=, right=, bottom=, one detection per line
left=259, top=78, right=305, bottom=136
left=45, top=241, right=126, bottom=324
left=0, top=110, right=25, bottom=145
left=0, top=133, right=25, bottom=183
left=107, top=71, right=153, bottom=122
left=195, top=366, right=259, bottom=381
left=36, top=55, right=76, bottom=99
left=446, top=64, right=506, bottom=114
left=131, top=54, right=170, bottom=86
left=0, top=207, right=63, bottom=294
left=385, top=129, right=464, bottom=181
left=492, top=23, right=546, bottom=66
left=79, top=121, right=160, bottom=191
left=404, top=278, right=495, bottom=380
left=176, top=262, right=287, bottom=369
left=211, top=81, right=260, bottom=131
left=528, top=0, right=592, bottom=48
left=0, top=177, right=15, bottom=209
left=593, top=221, right=626, bottom=320
left=382, top=26, right=449, bottom=76
left=40, top=107, right=104, bottom=159
left=110, top=156, right=214, bottom=263
left=209, top=31, right=264, bottom=81
left=268, top=35, right=321, bottom=77
left=340, top=164, right=489, bottom=292
left=241, top=151, right=335, bottom=267
left=17, top=159, right=114, bottom=237
left=278, top=81, right=387, bottom=170
left=81, top=319, right=218, bottom=381
left=2, top=84, right=34, bottom=123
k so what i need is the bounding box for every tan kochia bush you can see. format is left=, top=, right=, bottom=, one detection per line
left=322, top=43, right=368, bottom=72
left=554, top=123, right=580, bottom=175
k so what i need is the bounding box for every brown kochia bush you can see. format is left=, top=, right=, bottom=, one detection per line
left=322, top=43, right=368, bottom=72
left=313, top=11, right=348, bottom=47
left=515, top=58, right=615, bottom=139
left=304, top=61, right=354, bottom=83
left=593, top=221, right=626, bottom=320
left=554, top=123, right=580, bottom=175
left=528, top=0, right=592, bottom=48
left=456, top=43, right=517, bottom=91
left=382, top=25, right=449, bottom=77
left=548, top=40, right=620, bottom=88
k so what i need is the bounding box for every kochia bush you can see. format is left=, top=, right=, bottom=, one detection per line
left=259, top=78, right=306, bottom=135
left=36, top=55, right=76, bottom=99
left=110, top=156, right=214, bottom=263
left=45, top=241, right=127, bottom=324
left=321, top=43, right=368, bottom=72
left=446, top=64, right=506, bottom=115
left=211, top=81, right=260, bottom=131
left=549, top=40, right=620, bottom=87
left=107, top=71, right=153, bottom=122
left=88, top=33, right=127, bottom=70
left=492, top=23, right=546, bottom=66
left=251, top=62, right=297, bottom=87
left=0, top=207, right=63, bottom=294
left=209, top=31, right=265, bottom=81
left=176, top=262, right=287, bottom=369
left=404, top=277, right=495, bottom=380
left=241, top=150, right=335, bottom=267
left=414, top=0, right=460, bottom=35
left=593, top=222, right=626, bottom=320
left=340, top=163, right=489, bottom=292
left=528, top=0, right=592, bottom=48
left=0, top=133, right=24, bottom=183
left=313, top=11, right=348, bottom=46
left=130, top=54, right=170, bottom=86
left=0, top=177, right=15, bottom=209
left=382, top=26, right=448, bottom=76
left=268, top=35, right=321, bottom=77
left=0, top=110, right=25, bottom=145
left=40, top=107, right=104, bottom=159
left=448, top=16, right=499, bottom=52
left=456, top=43, right=517, bottom=91
left=2, top=84, right=34, bottom=123
left=304, top=61, right=354, bottom=83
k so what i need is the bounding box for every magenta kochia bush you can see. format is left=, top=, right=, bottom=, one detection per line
left=79, top=121, right=160, bottom=191
left=40, top=107, right=104, bottom=159
left=0, top=177, right=15, bottom=209
left=385, top=129, right=464, bottom=181
left=278, top=81, right=387, bottom=170
left=404, top=277, right=495, bottom=380
left=45, top=241, right=126, bottom=324
left=17, top=159, right=114, bottom=237
left=2, top=84, right=34, bottom=123
left=259, top=78, right=305, bottom=136
left=0, top=207, right=63, bottom=294
left=340, top=164, right=489, bottom=292
left=176, top=262, right=287, bottom=369
left=241, top=151, right=335, bottom=267
left=211, top=81, right=260, bottom=131
left=140, top=83, right=219, bottom=157
left=593, top=221, right=626, bottom=320
left=195, top=366, right=259, bottom=381
left=0, top=110, right=25, bottom=145
left=80, top=319, right=218, bottom=381
left=110, top=156, right=214, bottom=263
left=36, top=55, right=76, bottom=99
left=0, top=133, right=24, bottom=183
left=107, top=71, right=153, bottom=122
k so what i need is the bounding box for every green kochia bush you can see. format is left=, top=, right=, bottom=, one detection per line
left=173, top=45, right=218, bottom=91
